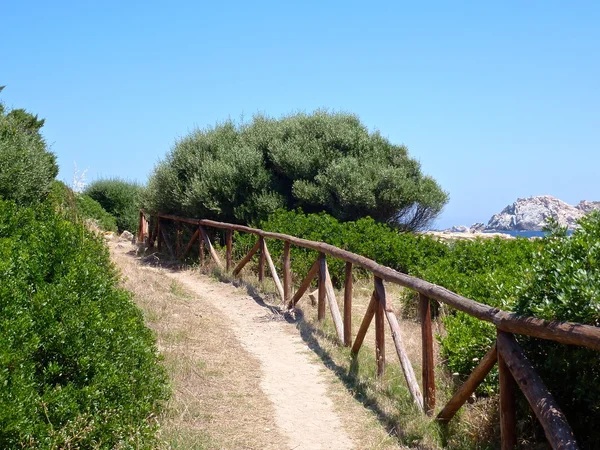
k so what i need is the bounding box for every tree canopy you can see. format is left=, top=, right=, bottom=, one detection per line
left=145, top=111, right=448, bottom=230
left=0, top=86, right=58, bottom=205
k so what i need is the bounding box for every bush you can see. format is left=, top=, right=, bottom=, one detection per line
left=513, top=213, right=600, bottom=447
left=0, top=88, right=58, bottom=205
left=145, top=111, right=448, bottom=230
left=50, top=181, right=118, bottom=232
left=0, top=199, right=169, bottom=448
left=85, top=178, right=143, bottom=233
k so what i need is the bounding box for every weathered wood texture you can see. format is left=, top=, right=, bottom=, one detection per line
left=226, top=230, right=233, bottom=271
left=317, top=253, right=326, bottom=321
left=152, top=212, right=600, bottom=351
left=497, top=331, right=579, bottom=450
left=258, top=237, right=265, bottom=282
left=375, top=288, right=385, bottom=378
left=283, top=242, right=291, bottom=303
left=376, top=277, right=424, bottom=410
left=181, top=228, right=200, bottom=259
left=344, top=262, right=353, bottom=347
left=288, top=259, right=319, bottom=308
left=233, top=240, right=260, bottom=276
left=199, top=226, right=224, bottom=269
left=419, top=294, right=436, bottom=415
left=322, top=260, right=344, bottom=343
left=498, top=336, right=517, bottom=450
left=263, top=240, right=285, bottom=302
left=437, top=344, right=497, bottom=422
left=352, top=293, right=376, bottom=355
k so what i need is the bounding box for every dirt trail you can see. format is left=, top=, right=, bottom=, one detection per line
left=167, top=270, right=354, bottom=450
left=111, top=242, right=356, bottom=450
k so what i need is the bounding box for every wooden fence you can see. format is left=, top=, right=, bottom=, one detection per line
left=139, top=210, right=600, bottom=449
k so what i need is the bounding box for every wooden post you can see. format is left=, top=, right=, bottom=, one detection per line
left=199, top=226, right=224, bottom=269
left=199, top=226, right=205, bottom=266
left=233, top=240, right=260, bottom=276
left=157, top=219, right=162, bottom=251
left=258, top=237, right=265, bottom=283
left=375, top=280, right=385, bottom=378
left=226, top=230, right=233, bottom=271
left=497, top=331, right=578, bottom=449
left=437, top=344, right=497, bottom=422
left=344, top=262, right=353, bottom=347
left=498, top=331, right=517, bottom=450
left=138, top=211, right=144, bottom=243
left=420, top=293, right=436, bottom=415
left=317, top=253, right=326, bottom=321
left=323, top=261, right=344, bottom=343
left=263, top=240, right=285, bottom=302
left=376, top=278, right=424, bottom=410
left=352, top=293, right=376, bottom=354
left=288, top=258, right=319, bottom=308
left=176, top=222, right=181, bottom=257
left=180, top=228, right=200, bottom=259
left=283, top=242, right=291, bottom=304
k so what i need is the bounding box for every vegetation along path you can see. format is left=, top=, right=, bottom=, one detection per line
left=111, top=240, right=399, bottom=450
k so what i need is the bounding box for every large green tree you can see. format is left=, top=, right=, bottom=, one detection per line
left=0, top=86, right=58, bottom=205
left=146, top=111, right=448, bottom=230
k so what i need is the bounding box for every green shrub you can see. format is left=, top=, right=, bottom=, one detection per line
left=513, top=213, right=600, bottom=447
left=0, top=199, right=169, bottom=448
left=50, top=180, right=118, bottom=232
left=0, top=88, right=58, bottom=205
left=85, top=178, right=143, bottom=233
left=145, top=111, right=448, bottom=230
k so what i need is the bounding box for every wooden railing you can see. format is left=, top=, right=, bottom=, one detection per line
left=139, top=210, right=600, bottom=449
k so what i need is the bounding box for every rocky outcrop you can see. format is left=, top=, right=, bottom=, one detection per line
left=576, top=200, right=600, bottom=214
left=486, top=196, right=597, bottom=231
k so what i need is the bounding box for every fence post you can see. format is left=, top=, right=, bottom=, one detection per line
left=420, top=293, right=435, bottom=415
left=258, top=237, right=265, bottom=283
left=375, top=279, right=385, bottom=378
left=498, top=330, right=517, bottom=450
left=283, top=242, right=291, bottom=304
left=344, top=262, right=353, bottom=347
left=317, top=253, right=326, bottom=321
left=226, top=230, right=233, bottom=271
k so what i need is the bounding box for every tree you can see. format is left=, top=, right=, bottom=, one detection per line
left=0, top=86, right=58, bottom=205
left=145, top=110, right=448, bottom=230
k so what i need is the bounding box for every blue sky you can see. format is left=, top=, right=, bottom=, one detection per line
left=2, top=1, right=598, bottom=228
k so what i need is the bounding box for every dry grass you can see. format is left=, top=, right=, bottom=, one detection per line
left=110, top=244, right=287, bottom=450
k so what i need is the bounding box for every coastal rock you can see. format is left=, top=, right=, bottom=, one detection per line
left=450, top=225, right=469, bottom=233
left=486, top=196, right=584, bottom=231
left=576, top=200, right=600, bottom=214
left=470, top=222, right=486, bottom=233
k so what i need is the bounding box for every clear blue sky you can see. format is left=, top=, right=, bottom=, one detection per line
left=2, top=1, right=598, bottom=229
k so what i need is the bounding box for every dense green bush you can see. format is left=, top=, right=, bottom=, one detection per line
left=50, top=180, right=118, bottom=232
left=0, top=88, right=58, bottom=205
left=513, top=213, right=600, bottom=447
left=85, top=178, right=143, bottom=233
left=0, top=199, right=168, bottom=448
left=145, top=111, right=448, bottom=230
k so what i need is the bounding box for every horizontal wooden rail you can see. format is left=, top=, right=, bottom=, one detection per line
left=152, top=212, right=600, bottom=352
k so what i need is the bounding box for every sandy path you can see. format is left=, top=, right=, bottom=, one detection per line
left=168, top=270, right=354, bottom=450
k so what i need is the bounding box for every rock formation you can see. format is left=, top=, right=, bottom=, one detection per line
left=486, top=195, right=599, bottom=231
